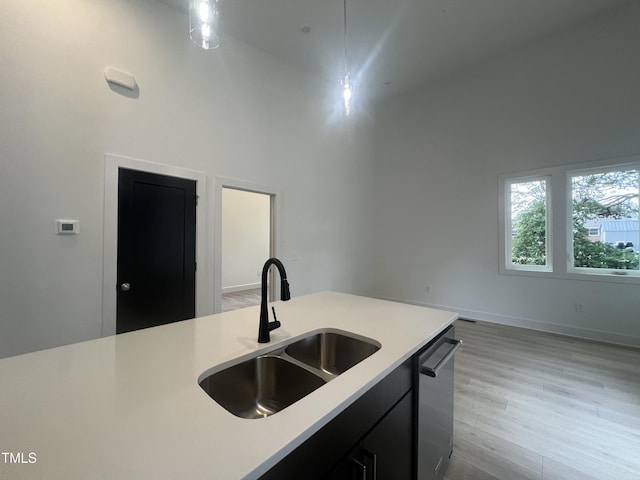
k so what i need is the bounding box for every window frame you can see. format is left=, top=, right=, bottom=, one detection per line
left=499, top=155, right=640, bottom=285
left=502, top=174, right=553, bottom=273
left=566, top=164, right=640, bottom=278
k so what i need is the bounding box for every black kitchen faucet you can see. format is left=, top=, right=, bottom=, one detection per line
left=258, top=258, right=291, bottom=343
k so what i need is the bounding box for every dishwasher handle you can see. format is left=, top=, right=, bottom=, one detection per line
left=420, top=338, right=462, bottom=378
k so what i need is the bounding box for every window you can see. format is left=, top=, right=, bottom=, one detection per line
left=504, top=176, right=551, bottom=271
left=569, top=167, right=639, bottom=275
left=500, top=156, right=640, bottom=283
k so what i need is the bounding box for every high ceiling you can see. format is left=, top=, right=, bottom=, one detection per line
left=162, top=0, right=630, bottom=102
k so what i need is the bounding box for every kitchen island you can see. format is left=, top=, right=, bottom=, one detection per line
left=0, top=292, right=457, bottom=479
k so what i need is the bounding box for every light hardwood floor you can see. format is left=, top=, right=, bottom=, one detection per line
left=447, top=320, right=640, bottom=480
left=221, top=288, right=261, bottom=312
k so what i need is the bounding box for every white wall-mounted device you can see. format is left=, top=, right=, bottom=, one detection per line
left=55, top=219, right=80, bottom=235
left=104, top=66, right=137, bottom=90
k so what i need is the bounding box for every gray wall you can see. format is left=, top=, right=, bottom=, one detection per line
left=0, top=0, right=376, bottom=358
left=371, top=3, right=640, bottom=345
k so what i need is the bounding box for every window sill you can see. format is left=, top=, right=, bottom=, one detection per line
left=500, top=267, right=640, bottom=285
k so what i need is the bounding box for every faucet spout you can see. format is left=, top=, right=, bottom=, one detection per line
left=258, top=258, right=291, bottom=343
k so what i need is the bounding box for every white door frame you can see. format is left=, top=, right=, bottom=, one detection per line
left=102, top=153, right=212, bottom=337
left=214, top=176, right=281, bottom=313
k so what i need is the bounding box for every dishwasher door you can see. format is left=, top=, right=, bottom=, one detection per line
left=417, top=325, right=462, bottom=480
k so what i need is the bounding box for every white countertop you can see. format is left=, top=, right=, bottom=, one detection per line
left=0, top=292, right=457, bottom=479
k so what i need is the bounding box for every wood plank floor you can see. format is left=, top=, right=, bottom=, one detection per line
left=447, top=320, right=640, bottom=480
left=221, top=288, right=261, bottom=312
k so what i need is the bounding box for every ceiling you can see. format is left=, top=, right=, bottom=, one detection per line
left=162, top=0, right=630, bottom=103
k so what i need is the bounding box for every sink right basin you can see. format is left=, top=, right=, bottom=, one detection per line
left=285, top=331, right=381, bottom=376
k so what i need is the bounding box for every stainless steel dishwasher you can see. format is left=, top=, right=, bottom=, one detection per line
left=416, top=325, right=462, bottom=480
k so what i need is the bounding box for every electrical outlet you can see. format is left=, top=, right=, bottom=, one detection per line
left=575, top=303, right=584, bottom=313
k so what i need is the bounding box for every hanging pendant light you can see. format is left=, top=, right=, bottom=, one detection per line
left=189, top=0, right=220, bottom=50
left=342, top=73, right=353, bottom=117
left=341, top=0, right=353, bottom=116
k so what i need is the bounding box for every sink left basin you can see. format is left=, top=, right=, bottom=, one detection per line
left=199, top=355, right=326, bottom=419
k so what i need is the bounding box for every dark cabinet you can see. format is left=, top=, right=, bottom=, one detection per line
left=328, top=391, right=414, bottom=480
left=260, top=358, right=412, bottom=480
left=361, top=391, right=413, bottom=479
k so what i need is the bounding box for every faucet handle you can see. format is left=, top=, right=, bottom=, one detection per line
left=268, top=320, right=282, bottom=332
left=269, top=306, right=281, bottom=331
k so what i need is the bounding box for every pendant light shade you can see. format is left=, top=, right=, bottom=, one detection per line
left=342, top=73, right=353, bottom=116
left=190, top=0, right=220, bottom=50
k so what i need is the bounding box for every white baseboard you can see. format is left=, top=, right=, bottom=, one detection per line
left=376, top=296, right=640, bottom=348
left=222, top=283, right=261, bottom=294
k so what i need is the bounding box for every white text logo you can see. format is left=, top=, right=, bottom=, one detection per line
left=1, top=452, right=37, bottom=464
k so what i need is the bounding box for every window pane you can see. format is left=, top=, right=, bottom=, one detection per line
left=510, top=179, right=548, bottom=267
left=571, top=169, right=639, bottom=271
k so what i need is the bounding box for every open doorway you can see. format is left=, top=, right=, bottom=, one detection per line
left=221, top=188, right=272, bottom=312
left=213, top=177, right=280, bottom=314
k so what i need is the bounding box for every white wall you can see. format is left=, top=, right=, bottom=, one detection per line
left=0, top=0, right=376, bottom=358
left=222, top=188, right=270, bottom=290
left=371, top=3, right=640, bottom=346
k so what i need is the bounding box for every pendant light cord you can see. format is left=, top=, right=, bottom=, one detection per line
left=341, top=0, right=353, bottom=116
left=343, top=0, right=349, bottom=73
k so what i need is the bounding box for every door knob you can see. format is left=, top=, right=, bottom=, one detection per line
left=120, top=283, right=131, bottom=291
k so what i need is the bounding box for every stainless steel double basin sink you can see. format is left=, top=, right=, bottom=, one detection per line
left=198, top=329, right=381, bottom=419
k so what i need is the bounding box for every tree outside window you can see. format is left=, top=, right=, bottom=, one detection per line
left=508, top=178, right=550, bottom=269
left=571, top=169, right=639, bottom=271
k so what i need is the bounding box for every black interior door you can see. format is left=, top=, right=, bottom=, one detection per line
left=117, top=168, right=196, bottom=334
